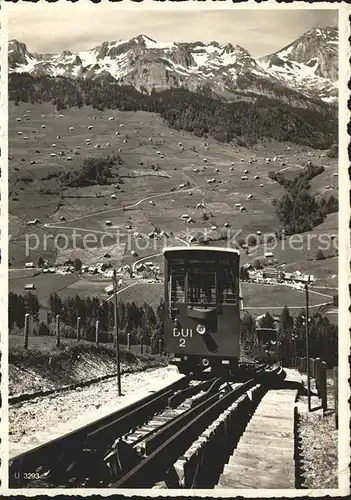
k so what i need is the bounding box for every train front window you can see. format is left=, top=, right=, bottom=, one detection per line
left=187, top=261, right=216, bottom=306
left=220, top=263, right=236, bottom=304
left=169, top=260, right=185, bottom=303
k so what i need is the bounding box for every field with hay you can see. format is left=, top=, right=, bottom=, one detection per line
left=9, top=101, right=338, bottom=316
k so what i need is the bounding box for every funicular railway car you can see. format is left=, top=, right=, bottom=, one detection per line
left=163, top=246, right=241, bottom=376
left=254, top=327, right=278, bottom=364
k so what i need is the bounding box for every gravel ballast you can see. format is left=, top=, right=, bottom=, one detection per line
left=10, top=365, right=183, bottom=458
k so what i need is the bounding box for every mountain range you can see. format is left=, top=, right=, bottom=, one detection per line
left=8, top=27, right=338, bottom=105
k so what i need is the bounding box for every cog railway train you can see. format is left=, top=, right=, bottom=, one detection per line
left=163, top=246, right=243, bottom=376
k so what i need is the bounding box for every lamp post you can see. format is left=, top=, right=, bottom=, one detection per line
left=303, top=276, right=312, bottom=412
left=112, top=269, right=122, bottom=396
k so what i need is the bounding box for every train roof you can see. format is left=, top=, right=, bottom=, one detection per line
left=163, top=246, right=240, bottom=256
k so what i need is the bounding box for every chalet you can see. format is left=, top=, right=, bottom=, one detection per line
left=104, top=285, right=114, bottom=295
left=24, top=284, right=36, bottom=290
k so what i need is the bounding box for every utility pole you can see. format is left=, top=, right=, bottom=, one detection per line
left=113, top=269, right=122, bottom=396
left=305, top=277, right=311, bottom=412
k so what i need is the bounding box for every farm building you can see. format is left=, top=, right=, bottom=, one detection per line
left=224, top=222, right=230, bottom=228
left=108, top=117, right=114, bottom=121
left=247, top=194, right=253, bottom=200
left=244, top=169, right=249, bottom=174
left=203, top=158, right=207, bottom=163
left=17, top=131, right=23, bottom=135
left=254, top=175, right=259, bottom=180
left=265, top=252, right=274, bottom=258
left=181, top=214, right=189, bottom=219
left=160, top=230, right=169, bottom=238
left=111, top=194, right=116, bottom=199
left=179, top=183, right=186, bottom=188
left=215, top=168, right=220, bottom=172
left=211, top=225, right=218, bottom=230
left=16, top=118, right=21, bottom=122
left=67, top=157, right=72, bottom=161
left=104, top=285, right=114, bottom=295
left=234, top=204, right=241, bottom=209
left=51, top=143, right=57, bottom=148
left=58, top=114, right=64, bottom=118
left=105, top=220, right=112, bottom=226
left=259, top=184, right=264, bottom=187
left=230, top=167, right=234, bottom=171
left=119, top=124, right=124, bottom=127
left=87, top=125, right=93, bottom=130
left=25, top=262, right=35, bottom=268
left=187, top=217, right=194, bottom=223
left=241, top=176, right=248, bottom=180
left=26, top=219, right=40, bottom=226
left=189, top=236, right=196, bottom=243
left=149, top=200, right=154, bottom=205
left=50, top=153, right=56, bottom=157
left=41, top=125, right=46, bottom=129
left=130, top=250, right=138, bottom=257
left=24, top=284, right=36, bottom=290
left=240, top=206, right=247, bottom=212
left=256, top=230, right=262, bottom=236
left=60, top=216, right=67, bottom=221
left=69, top=126, right=74, bottom=131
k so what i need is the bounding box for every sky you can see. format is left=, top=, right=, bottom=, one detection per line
left=7, top=1, right=338, bottom=58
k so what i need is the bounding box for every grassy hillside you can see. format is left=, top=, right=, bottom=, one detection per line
left=9, top=102, right=338, bottom=316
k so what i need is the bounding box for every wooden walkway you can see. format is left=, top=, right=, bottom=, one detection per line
left=216, top=384, right=299, bottom=489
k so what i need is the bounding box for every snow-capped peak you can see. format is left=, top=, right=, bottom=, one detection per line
left=8, top=29, right=338, bottom=104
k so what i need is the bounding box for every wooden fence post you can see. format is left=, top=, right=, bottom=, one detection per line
left=159, top=339, right=162, bottom=355
left=333, top=366, right=338, bottom=429
left=310, top=358, right=315, bottom=378
left=95, top=320, right=99, bottom=346
left=320, top=361, right=327, bottom=413
left=315, top=358, right=321, bottom=397
left=127, top=332, right=131, bottom=351
left=56, top=314, right=60, bottom=347
left=76, top=316, right=81, bottom=342
left=24, top=313, right=30, bottom=349
left=140, top=335, right=144, bottom=354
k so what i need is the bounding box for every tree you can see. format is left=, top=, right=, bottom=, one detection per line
left=258, top=312, right=275, bottom=329
left=315, top=249, right=325, bottom=261
left=280, top=306, right=294, bottom=332
left=73, top=258, right=82, bottom=272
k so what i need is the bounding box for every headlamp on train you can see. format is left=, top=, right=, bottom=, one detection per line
left=196, top=324, right=206, bottom=335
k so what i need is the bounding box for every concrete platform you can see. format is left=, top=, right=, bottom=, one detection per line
left=216, top=388, right=297, bottom=489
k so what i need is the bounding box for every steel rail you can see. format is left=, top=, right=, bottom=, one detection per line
left=9, top=376, right=189, bottom=488
left=111, top=378, right=256, bottom=488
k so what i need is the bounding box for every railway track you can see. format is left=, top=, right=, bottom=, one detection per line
left=9, top=364, right=284, bottom=489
